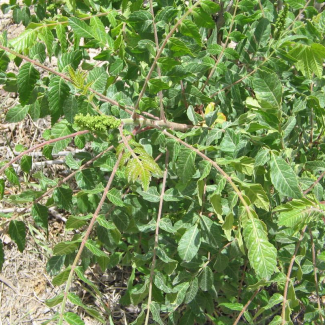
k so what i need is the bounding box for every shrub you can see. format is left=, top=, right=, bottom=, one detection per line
left=1, top=0, right=325, bottom=324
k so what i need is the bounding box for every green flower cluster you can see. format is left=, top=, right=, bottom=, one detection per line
left=274, top=4, right=289, bottom=40
left=74, top=114, right=121, bottom=132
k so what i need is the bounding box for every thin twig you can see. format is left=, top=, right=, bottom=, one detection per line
left=144, top=151, right=169, bottom=325
left=281, top=225, right=307, bottom=324
left=232, top=289, right=260, bottom=325
left=303, top=170, right=325, bottom=195
left=133, top=1, right=203, bottom=115
left=0, top=130, right=89, bottom=176
left=58, top=151, right=123, bottom=324
left=149, top=0, right=165, bottom=121
left=201, top=0, right=239, bottom=92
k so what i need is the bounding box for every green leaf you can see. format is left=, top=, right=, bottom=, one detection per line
left=201, top=0, right=220, bottom=14
left=53, top=240, right=80, bottom=255
left=51, top=120, right=74, bottom=154
left=90, top=16, right=107, bottom=46
left=48, top=77, right=70, bottom=115
left=10, top=28, right=38, bottom=52
left=87, top=67, right=108, bottom=93
left=180, top=20, right=201, bottom=45
left=53, top=186, right=73, bottom=210
left=5, top=104, right=29, bottom=123
left=9, top=220, right=26, bottom=252
left=274, top=199, right=320, bottom=228
left=109, top=58, right=124, bottom=76
left=46, top=255, right=65, bottom=276
left=185, top=277, right=199, bottom=303
left=5, top=166, right=20, bottom=186
left=253, top=71, right=282, bottom=109
left=270, top=155, right=302, bottom=199
left=243, top=184, right=270, bottom=211
left=69, top=17, right=94, bottom=39
left=199, top=266, right=213, bottom=291
left=31, top=203, right=48, bottom=231
left=20, top=155, right=32, bottom=173
left=177, top=148, right=196, bottom=183
left=56, top=24, right=67, bottom=52
left=168, top=38, right=194, bottom=57
left=38, top=27, right=53, bottom=57
left=289, top=43, right=325, bottom=79
left=45, top=293, right=64, bottom=307
left=243, top=218, right=277, bottom=279
left=85, top=240, right=108, bottom=257
left=177, top=224, right=201, bottom=262
left=137, top=187, right=161, bottom=202
left=107, top=188, right=125, bottom=207
left=148, top=78, right=170, bottom=94
left=17, top=63, right=39, bottom=105
left=52, top=267, right=71, bottom=286
left=66, top=215, right=91, bottom=229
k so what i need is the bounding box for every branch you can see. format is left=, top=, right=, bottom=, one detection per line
left=149, top=0, right=165, bottom=121
left=163, top=131, right=254, bottom=219
left=0, top=130, right=89, bottom=176
left=281, top=225, right=307, bottom=324
left=145, top=151, right=169, bottom=325
left=303, top=170, right=325, bottom=195
left=133, top=0, right=203, bottom=115
left=233, top=289, right=260, bottom=325
left=58, top=151, right=123, bottom=324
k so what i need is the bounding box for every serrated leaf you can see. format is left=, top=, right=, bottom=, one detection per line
left=270, top=156, right=302, bottom=199
left=69, top=17, right=94, bottom=39
left=9, top=220, right=26, bottom=252
left=20, top=155, right=32, bottom=173
left=53, top=240, right=80, bottom=255
left=10, top=28, right=38, bottom=52
left=5, top=104, right=29, bottom=123
left=45, top=293, right=64, bottom=307
left=253, top=71, right=282, bottom=109
left=56, top=23, right=67, bottom=52
left=199, top=266, right=213, bottom=291
left=289, top=43, right=325, bottom=79
left=107, top=188, right=125, bottom=207
left=137, top=187, right=160, bottom=202
left=274, top=199, right=320, bottom=228
left=177, top=148, right=196, bottom=183
left=51, top=120, right=74, bottom=154
left=38, top=27, right=53, bottom=57
left=32, top=203, right=48, bottom=231
left=148, top=78, right=170, bottom=94
left=243, top=184, right=270, bottom=211
left=168, top=37, right=194, bottom=57
left=64, top=312, right=84, bottom=325
left=109, top=58, right=123, bottom=76
left=48, top=77, right=70, bottom=119
left=180, top=19, right=201, bottom=45
left=17, top=63, right=39, bottom=105
left=201, top=0, right=220, bottom=14
left=85, top=240, right=108, bottom=257
left=177, top=224, right=201, bottom=262
left=90, top=16, right=107, bottom=46
left=4, top=166, right=20, bottom=186
left=53, top=186, right=73, bottom=210
left=46, top=255, right=65, bottom=276
left=243, top=218, right=277, bottom=279
left=185, top=277, right=198, bottom=303
left=66, top=215, right=91, bottom=229
left=87, top=67, right=108, bottom=93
